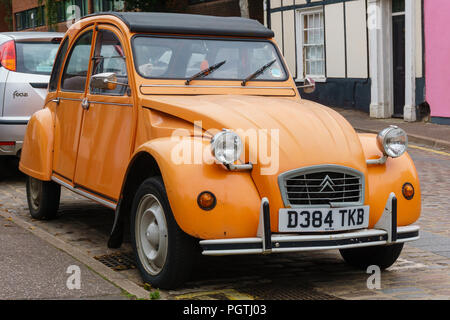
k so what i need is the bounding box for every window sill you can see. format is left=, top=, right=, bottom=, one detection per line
left=296, top=77, right=327, bottom=83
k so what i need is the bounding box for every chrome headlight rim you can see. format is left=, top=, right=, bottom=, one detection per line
left=376, top=125, right=408, bottom=158
left=210, top=129, right=243, bottom=165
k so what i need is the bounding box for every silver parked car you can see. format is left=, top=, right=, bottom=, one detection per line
left=0, top=32, right=63, bottom=157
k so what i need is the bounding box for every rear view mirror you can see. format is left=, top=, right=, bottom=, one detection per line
left=298, top=77, right=316, bottom=94
left=90, top=72, right=128, bottom=91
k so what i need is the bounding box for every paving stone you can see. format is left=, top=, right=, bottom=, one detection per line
left=0, top=148, right=449, bottom=300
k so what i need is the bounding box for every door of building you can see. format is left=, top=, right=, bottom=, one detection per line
left=392, top=5, right=405, bottom=117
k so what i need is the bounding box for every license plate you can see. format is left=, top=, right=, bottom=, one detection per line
left=278, top=206, right=369, bottom=232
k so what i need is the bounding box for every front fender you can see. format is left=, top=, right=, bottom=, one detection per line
left=19, top=108, right=54, bottom=181
left=359, top=133, right=421, bottom=227
left=133, top=137, right=262, bottom=239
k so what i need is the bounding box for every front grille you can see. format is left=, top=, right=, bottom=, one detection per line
left=279, top=166, right=364, bottom=206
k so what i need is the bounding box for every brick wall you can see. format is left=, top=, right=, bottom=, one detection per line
left=11, top=0, right=82, bottom=32
left=186, top=0, right=240, bottom=17
left=186, top=0, right=263, bottom=24
left=12, top=0, right=38, bottom=13
left=0, top=1, right=12, bottom=31
left=11, top=0, right=264, bottom=32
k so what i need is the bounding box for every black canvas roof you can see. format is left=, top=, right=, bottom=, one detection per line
left=84, top=12, right=274, bottom=38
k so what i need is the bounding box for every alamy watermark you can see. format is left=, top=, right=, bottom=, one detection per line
left=66, top=265, right=81, bottom=290
left=170, top=121, right=280, bottom=175
left=366, top=265, right=381, bottom=290
left=66, top=5, right=82, bottom=30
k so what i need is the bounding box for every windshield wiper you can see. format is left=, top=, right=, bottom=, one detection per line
left=241, top=59, right=277, bottom=86
left=185, top=60, right=226, bottom=85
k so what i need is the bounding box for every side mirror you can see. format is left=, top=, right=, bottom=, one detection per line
left=90, top=72, right=128, bottom=91
left=298, top=77, right=316, bottom=94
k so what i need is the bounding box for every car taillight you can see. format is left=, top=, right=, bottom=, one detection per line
left=0, top=40, right=16, bottom=71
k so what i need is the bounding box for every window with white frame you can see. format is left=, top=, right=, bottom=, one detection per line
left=296, top=8, right=325, bottom=80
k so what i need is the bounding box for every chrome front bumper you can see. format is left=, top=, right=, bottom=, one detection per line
left=200, top=193, right=420, bottom=256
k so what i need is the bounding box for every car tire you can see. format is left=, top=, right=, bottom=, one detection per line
left=339, top=243, right=404, bottom=270
left=26, top=176, right=61, bottom=220
left=130, top=176, right=197, bottom=289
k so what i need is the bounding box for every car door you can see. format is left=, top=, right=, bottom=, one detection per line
left=73, top=26, right=134, bottom=202
left=52, top=28, right=94, bottom=182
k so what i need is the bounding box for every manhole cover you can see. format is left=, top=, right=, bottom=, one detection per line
left=94, top=252, right=136, bottom=271
left=238, top=282, right=342, bottom=300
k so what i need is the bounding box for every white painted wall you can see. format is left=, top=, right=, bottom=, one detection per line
left=271, top=11, right=283, bottom=53
left=325, top=3, right=346, bottom=78
left=265, top=0, right=422, bottom=83
left=271, top=0, right=282, bottom=9
left=415, top=0, right=423, bottom=78
left=283, top=9, right=297, bottom=77
left=345, top=0, right=368, bottom=78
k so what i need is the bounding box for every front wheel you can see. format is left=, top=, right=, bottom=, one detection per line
left=26, top=176, right=61, bottom=220
left=339, top=243, right=404, bottom=270
left=130, top=176, right=196, bottom=289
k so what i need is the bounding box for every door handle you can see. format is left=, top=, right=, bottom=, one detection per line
left=81, top=98, right=90, bottom=110
left=52, top=98, right=60, bottom=105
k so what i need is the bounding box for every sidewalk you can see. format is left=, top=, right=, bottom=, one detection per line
left=0, top=215, right=128, bottom=300
left=333, top=108, right=450, bottom=151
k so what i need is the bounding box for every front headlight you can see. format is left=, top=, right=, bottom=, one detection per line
left=211, top=130, right=243, bottom=165
left=376, top=125, right=408, bottom=158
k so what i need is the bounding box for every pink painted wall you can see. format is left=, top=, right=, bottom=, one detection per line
left=425, top=0, right=450, bottom=118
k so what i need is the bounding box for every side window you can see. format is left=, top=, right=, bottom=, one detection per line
left=90, top=29, right=128, bottom=95
left=48, top=38, right=69, bottom=92
left=61, top=30, right=93, bottom=92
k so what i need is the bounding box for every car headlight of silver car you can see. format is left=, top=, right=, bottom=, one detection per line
left=376, top=125, right=408, bottom=158
left=211, top=130, right=243, bottom=165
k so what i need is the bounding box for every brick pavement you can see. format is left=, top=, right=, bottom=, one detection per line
left=334, top=107, right=450, bottom=151
left=0, top=146, right=449, bottom=300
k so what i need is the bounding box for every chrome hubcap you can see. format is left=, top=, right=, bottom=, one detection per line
left=135, top=194, right=168, bottom=276
left=29, top=178, right=42, bottom=211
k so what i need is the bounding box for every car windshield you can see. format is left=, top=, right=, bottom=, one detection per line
left=15, top=42, right=60, bottom=75
left=132, top=36, right=287, bottom=82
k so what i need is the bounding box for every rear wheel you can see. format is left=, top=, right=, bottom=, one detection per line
left=26, top=176, right=61, bottom=220
left=130, top=176, right=196, bottom=289
left=339, top=243, right=404, bottom=270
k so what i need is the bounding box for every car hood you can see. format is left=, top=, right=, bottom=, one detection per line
left=141, top=94, right=368, bottom=208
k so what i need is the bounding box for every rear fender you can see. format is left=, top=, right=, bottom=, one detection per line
left=19, top=108, right=54, bottom=181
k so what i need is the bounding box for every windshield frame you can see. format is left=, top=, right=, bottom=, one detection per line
left=131, top=34, right=289, bottom=83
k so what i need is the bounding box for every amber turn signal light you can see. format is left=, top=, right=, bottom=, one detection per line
left=402, top=183, right=415, bottom=200
left=197, top=191, right=216, bottom=211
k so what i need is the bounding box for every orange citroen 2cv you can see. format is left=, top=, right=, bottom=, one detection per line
left=19, top=12, right=421, bottom=289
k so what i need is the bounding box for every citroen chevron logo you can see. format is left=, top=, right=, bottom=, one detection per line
left=319, top=175, right=335, bottom=192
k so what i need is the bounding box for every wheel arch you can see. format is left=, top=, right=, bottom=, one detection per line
left=19, top=108, right=54, bottom=181
left=120, top=151, right=162, bottom=218
left=108, top=150, right=162, bottom=248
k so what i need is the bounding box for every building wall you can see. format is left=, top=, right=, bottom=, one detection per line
left=266, top=0, right=424, bottom=116
left=187, top=0, right=263, bottom=23
left=267, top=0, right=371, bottom=111
left=425, top=0, right=450, bottom=123
left=0, top=1, right=11, bottom=32
left=11, top=0, right=37, bottom=13
left=11, top=0, right=264, bottom=32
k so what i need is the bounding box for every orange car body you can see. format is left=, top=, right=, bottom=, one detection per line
left=19, top=14, right=420, bottom=243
